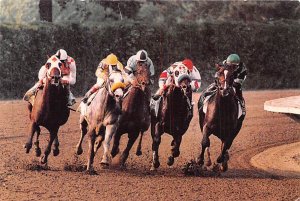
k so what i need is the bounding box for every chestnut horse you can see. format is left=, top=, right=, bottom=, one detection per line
left=109, top=63, right=151, bottom=167
left=150, top=70, right=193, bottom=171
left=24, top=55, right=70, bottom=164
left=197, top=65, right=244, bottom=172
left=76, top=70, right=125, bottom=172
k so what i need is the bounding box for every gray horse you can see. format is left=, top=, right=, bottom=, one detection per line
left=76, top=71, right=125, bottom=172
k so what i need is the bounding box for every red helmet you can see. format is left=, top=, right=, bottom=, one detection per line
left=182, top=59, right=194, bottom=70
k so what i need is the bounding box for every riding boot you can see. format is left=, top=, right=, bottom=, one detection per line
left=152, top=88, right=163, bottom=101
left=23, top=82, right=41, bottom=103
left=82, top=84, right=100, bottom=104
left=66, top=85, right=76, bottom=106
left=235, top=86, right=246, bottom=116
left=198, top=83, right=217, bottom=110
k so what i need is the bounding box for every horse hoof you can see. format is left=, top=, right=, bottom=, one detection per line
left=53, top=148, right=60, bottom=156
left=150, top=166, right=157, bottom=171
left=205, top=160, right=212, bottom=167
left=76, top=147, right=83, bottom=155
left=152, top=161, right=160, bottom=169
left=212, top=163, right=221, bottom=175
left=136, top=150, right=142, bottom=156
left=35, top=148, right=41, bottom=157
left=100, top=162, right=109, bottom=169
left=111, top=148, right=120, bottom=158
left=86, top=168, right=97, bottom=175
left=40, top=156, right=47, bottom=164
left=24, top=143, right=32, bottom=153
left=167, top=156, right=174, bottom=166
left=221, top=162, right=228, bottom=172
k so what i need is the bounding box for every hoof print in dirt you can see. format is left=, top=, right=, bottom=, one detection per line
left=182, top=159, right=205, bottom=176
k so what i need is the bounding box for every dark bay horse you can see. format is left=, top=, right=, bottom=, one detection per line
left=76, top=71, right=125, bottom=172
left=197, top=65, right=244, bottom=172
left=109, top=63, right=151, bottom=167
left=24, top=55, right=70, bottom=164
left=151, top=70, right=193, bottom=171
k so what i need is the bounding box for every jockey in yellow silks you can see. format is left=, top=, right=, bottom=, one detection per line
left=23, top=49, right=76, bottom=106
left=82, top=53, right=127, bottom=103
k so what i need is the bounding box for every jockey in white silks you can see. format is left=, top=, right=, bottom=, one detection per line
left=125, top=50, right=155, bottom=85
left=153, top=59, right=201, bottom=99
left=23, top=49, right=76, bottom=106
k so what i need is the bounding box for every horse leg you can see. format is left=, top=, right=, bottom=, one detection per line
left=52, top=136, right=60, bottom=156
left=76, top=117, right=88, bottom=155
left=136, top=132, right=144, bottom=156
left=34, top=126, right=41, bottom=157
left=216, top=140, right=232, bottom=172
left=41, top=127, right=58, bottom=164
left=24, top=122, right=37, bottom=153
left=94, top=135, right=104, bottom=154
left=205, top=147, right=212, bottom=167
left=167, top=135, right=182, bottom=166
left=120, top=131, right=139, bottom=167
left=100, top=124, right=117, bottom=166
left=150, top=122, right=162, bottom=171
left=111, top=132, right=121, bottom=158
left=86, top=129, right=96, bottom=172
left=196, top=125, right=211, bottom=166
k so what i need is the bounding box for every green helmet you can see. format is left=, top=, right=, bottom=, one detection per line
left=226, top=54, right=240, bottom=65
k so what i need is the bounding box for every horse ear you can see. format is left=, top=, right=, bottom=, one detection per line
left=215, top=63, right=222, bottom=70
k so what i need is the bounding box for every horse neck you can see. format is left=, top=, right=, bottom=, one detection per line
left=123, top=86, right=146, bottom=112
left=42, top=79, right=64, bottom=109
left=214, top=89, right=237, bottom=112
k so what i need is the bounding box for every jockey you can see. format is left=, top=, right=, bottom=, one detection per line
left=82, top=53, right=125, bottom=103
left=23, top=49, right=76, bottom=106
left=153, top=59, right=201, bottom=100
left=198, top=53, right=247, bottom=115
left=125, top=49, right=155, bottom=85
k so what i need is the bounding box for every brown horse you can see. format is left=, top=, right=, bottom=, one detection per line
left=24, top=55, right=70, bottom=164
left=76, top=71, right=125, bottom=172
left=108, top=63, right=151, bottom=167
left=197, top=65, right=244, bottom=172
left=150, top=72, right=193, bottom=171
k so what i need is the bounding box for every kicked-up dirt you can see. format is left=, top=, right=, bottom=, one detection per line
left=0, top=90, right=299, bottom=201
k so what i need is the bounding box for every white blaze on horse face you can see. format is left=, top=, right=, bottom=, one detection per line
left=46, top=56, right=62, bottom=78
left=224, top=70, right=229, bottom=89
left=173, top=65, right=189, bottom=86
left=114, top=88, right=124, bottom=99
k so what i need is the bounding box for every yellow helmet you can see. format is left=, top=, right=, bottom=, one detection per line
left=105, top=53, right=118, bottom=65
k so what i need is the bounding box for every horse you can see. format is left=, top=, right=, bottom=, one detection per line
left=150, top=66, right=193, bottom=171
left=24, top=55, right=70, bottom=164
left=76, top=70, right=126, bottom=172
left=106, top=62, right=151, bottom=167
left=197, top=65, right=244, bottom=173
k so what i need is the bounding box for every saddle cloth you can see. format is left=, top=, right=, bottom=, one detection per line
left=203, top=95, right=243, bottom=119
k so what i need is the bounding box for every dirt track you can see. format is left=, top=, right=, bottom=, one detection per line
left=0, top=90, right=299, bottom=201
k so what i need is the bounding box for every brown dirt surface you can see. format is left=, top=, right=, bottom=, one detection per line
left=0, top=90, right=299, bottom=201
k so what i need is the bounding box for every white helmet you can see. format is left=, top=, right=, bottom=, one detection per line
left=56, top=49, right=68, bottom=61
left=136, top=50, right=148, bottom=62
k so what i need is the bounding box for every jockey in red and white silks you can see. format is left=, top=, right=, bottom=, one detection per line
left=23, top=49, right=76, bottom=106
left=153, top=59, right=201, bottom=98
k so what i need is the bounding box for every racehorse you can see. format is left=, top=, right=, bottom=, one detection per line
left=24, top=55, right=70, bottom=164
left=108, top=62, right=151, bottom=167
left=197, top=64, right=244, bottom=172
left=150, top=66, right=193, bottom=171
left=76, top=70, right=126, bottom=172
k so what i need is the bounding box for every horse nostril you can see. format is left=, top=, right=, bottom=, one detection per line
left=142, top=82, right=145, bottom=85
left=183, top=85, right=187, bottom=89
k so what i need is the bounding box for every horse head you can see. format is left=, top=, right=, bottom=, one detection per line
left=45, top=55, right=62, bottom=87
left=172, top=64, right=192, bottom=95
left=215, top=64, right=237, bottom=97
left=107, top=70, right=126, bottom=103
left=134, top=61, right=151, bottom=91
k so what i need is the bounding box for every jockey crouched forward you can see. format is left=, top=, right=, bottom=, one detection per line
left=198, top=53, right=247, bottom=117
left=151, top=59, right=201, bottom=119
left=124, top=49, right=155, bottom=86
left=23, top=49, right=76, bottom=106
left=82, top=53, right=128, bottom=104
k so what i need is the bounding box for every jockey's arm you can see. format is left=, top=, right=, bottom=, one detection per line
left=62, top=60, right=76, bottom=85
left=38, top=65, right=47, bottom=84
left=234, top=63, right=247, bottom=87
left=190, top=66, right=201, bottom=92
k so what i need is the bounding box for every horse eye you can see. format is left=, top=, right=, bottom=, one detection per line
left=175, top=71, right=179, bottom=77
left=46, top=63, right=51, bottom=69
left=58, top=63, right=62, bottom=68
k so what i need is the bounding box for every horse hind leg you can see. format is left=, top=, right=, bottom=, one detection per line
left=215, top=141, right=232, bottom=172
left=196, top=126, right=211, bottom=166
left=136, top=132, right=144, bottom=156
left=76, top=117, right=88, bottom=155
left=100, top=124, right=117, bottom=167
left=24, top=122, right=37, bottom=153
left=34, top=126, right=41, bottom=157
left=120, top=131, right=140, bottom=167
left=86, top=129, right=96, bottom=173
left=52, top=136, right=60, bottom=156
left=41, top=127, right=59, bottom=164
left=111, top=132, right=121, bottom=158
